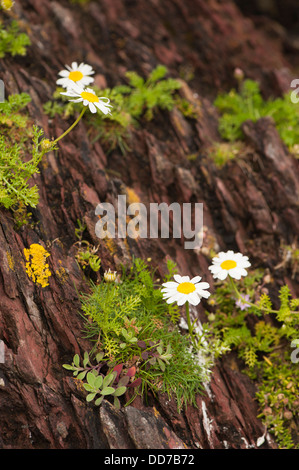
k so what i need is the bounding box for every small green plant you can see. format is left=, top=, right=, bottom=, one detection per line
left=255, top=355, right=299, bottom=449
left=214, top=79, right=299, bottom=147
left=123, top=65, right=182, bottom=120
left=75, top=241, right=101, bottom=272
left=0, top=92, right=31, bottom=131
left=63, top=258, right=221, bottom=410
left=0, top=126, right=55, bottom=209
left=205, top=260, right=299, bottom=448
left=208, top=141, right=245, bottom=168
left=63, top=351, right=141, bottom=409
left=0, top=20, right=31, bottom=58
left=44, top=65, right=184, bottom=154
left=73, top=219, right=101, bottom=273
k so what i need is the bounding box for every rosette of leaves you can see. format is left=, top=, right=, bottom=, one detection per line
left=63, top=352, right=141, bottom=409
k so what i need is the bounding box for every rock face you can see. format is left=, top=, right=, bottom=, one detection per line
left=0, top=0, right=298, bottom=449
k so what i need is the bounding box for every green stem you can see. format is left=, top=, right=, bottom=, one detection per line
left=185, top=301, right=192, bottom=334
left=53, top=107, right=86, bottom=144
left=228, top=275, right=299, bottom=315
left=185, top=301, right=198, bottom=347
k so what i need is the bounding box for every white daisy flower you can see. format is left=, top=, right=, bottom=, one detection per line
left=161, top=274, right=210, bottom=307
left=60, top=84, right=112, bottom=115
left=208, top=250, right=251, bottom=280
left=56, top=62, right=95, bottom=89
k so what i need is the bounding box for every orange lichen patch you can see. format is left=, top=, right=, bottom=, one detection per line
left=105, top=237, right=117, bottom=255
left=126, top=187, right=140, bottom=204
left=153, top=406, right=160, bottom=418
left=55, top=265, right=68, bottom=284
left=24, top=243, right=51, bottom=288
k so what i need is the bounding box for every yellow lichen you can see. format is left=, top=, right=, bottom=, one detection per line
left=24, top=243, right=51, bottom=288
left=55, top=265, right=68, bottom=284
left=6, top=251, right=14, bottom=271
left=126, top=187, right=140, bottom=204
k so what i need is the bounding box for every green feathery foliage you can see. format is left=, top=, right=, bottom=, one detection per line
left=0, top=92, right=31, bottom=129
left=0, top=126, right=47, bottom=209
left=0, top=20, right=31, bottom=58
left=63, top=258, right=225, bottom=410
left=214, top=79, right=299, bottom=148
left=206, top=271, right=299, bottom=448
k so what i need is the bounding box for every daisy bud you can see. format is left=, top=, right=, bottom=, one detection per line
left=234, top=67, right=244, bottom=81
left=1, top=0, right=14, bottom=10
left=104, top=268, right=117, bottom=283
left=40, top=139, right=53, bottom=152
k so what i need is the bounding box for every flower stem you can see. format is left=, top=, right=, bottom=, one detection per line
left=228, top=275, right=299, bottom=315
left=185, top=302, right=198, bottom=347
left=185, top=301, right=192, bottom=335
left=53, top=107, right=86, bottom=144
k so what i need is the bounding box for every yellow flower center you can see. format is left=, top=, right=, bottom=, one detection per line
left=80, top=91, right=99, bottom=103
left=220, top=259, right=237, bottom=270
left=177, top=282, right=196, bottom=294
left=68, top=70, right=84, bottom=82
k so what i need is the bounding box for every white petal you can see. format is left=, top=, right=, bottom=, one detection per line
left=89, top=102, right=97, bottom=113
left=239, top=260, right=251, bottom=268
left=190, top=276, right=202, bottom=284
left=180, top=276, right=191, bottom=283
left=177, top=295, right=187, bottom=306
left=71, top=61, right=78, bottom=70
left=217, top=270, right=228, bottom=280
left=80, top=77, right=94, bottom=86
left=173, top=274, right=183, bottom=283
left=228, top=269, right=242, bottom=280
left=161, top=281, right=179, bottom=289
left=196, top=281, right=210, bottom=290
left=161, top=288, right=178, bottom=294
left=166, top=293, right=181, bottom=304
left=198, top=289, right=211, bottom=299
left=58, top=70, right=69, bottom=77
left=187, top=292, right=201, bottom=306
left=94, top=102, right=111, bottom=115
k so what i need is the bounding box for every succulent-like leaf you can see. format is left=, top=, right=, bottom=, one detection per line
left=87, top=371, right=96, bottom=387
left=63, top=364, right=75, bottom=370
left=73, top=354, right=80, bottom=367
left=101, top=386, right=116, bottom=396
left=113, top=386, right=127, bottom=397
left=86, top=393, right=96, bottom=402
left=95, top=396, right=104, bottom=406
left=94, top=375, right=103, bottom=389
left=113, top=396, right=121, bottom=409
left=77, top=370, right=87, bottom=380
